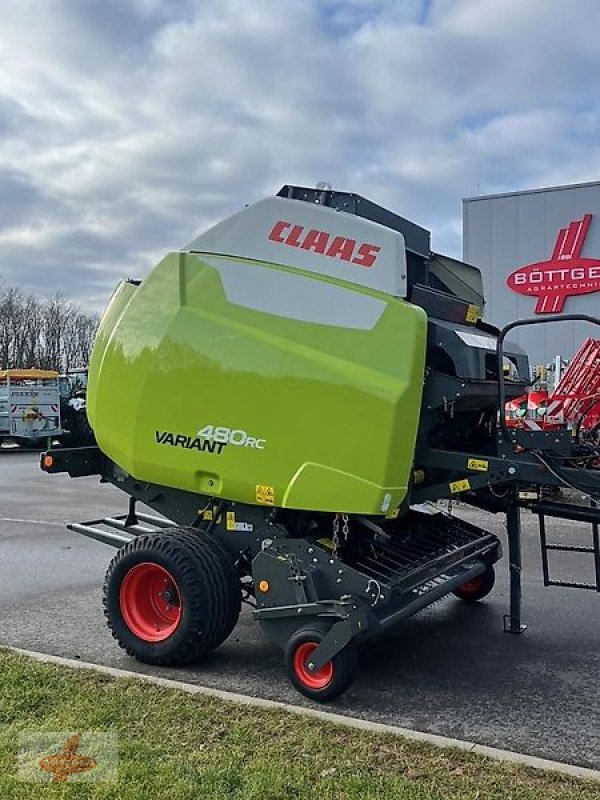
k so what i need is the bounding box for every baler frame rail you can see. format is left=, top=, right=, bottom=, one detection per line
left=66, top=510, right=177, bottom=549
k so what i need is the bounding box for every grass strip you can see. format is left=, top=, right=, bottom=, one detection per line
left=0, top=649, right=597, bottom=799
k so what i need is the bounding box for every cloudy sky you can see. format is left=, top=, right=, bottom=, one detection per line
left=2, top=0, right=600, bottom=311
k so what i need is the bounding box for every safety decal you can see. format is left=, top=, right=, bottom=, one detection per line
left=412, top=469, right=425, bottom=484
left=256, top=485, right=275, bottom=505
left=465, top=304, right=481, bottom=323
left=226, top=511, right=254, bottom=532
left=467, top=458, right=488, bottom=472
left=449, top=478, right=471, bottom=493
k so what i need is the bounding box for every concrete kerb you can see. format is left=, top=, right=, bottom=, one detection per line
left=6, top=645, right=600, bottom=784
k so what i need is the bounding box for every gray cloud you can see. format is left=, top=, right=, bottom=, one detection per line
left=1, top=0, right=600, bottom=311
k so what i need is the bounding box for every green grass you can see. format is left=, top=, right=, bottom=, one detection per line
left=0, top=649, right=597, bottom=799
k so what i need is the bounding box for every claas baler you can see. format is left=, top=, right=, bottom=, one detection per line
left=42, top=185, right=600, bottom=700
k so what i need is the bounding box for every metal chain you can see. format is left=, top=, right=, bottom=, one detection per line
left=332, top=513, right=350, bottom=557
left=332, top=513, right=340, bottom=556
left=341, top=513, right=350, bottom=541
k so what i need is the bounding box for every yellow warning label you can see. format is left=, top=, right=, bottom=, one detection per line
left=467, top=458, right=488, bottom=472
left=449, top=478, right=471, bottom=493
left=465, top=304, right=481, bottom=323
left=202, top=509, right=213, bottom=521
left=256, top=485, right=275, bottom=505
left=226, top=511, right=236, bottom=531
left=412, top=469, right=425, bottom=485
left=317, top=537, right=334, bottom=550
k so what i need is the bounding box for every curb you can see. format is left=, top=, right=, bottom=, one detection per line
left=6, top=646, right=600, bottom=783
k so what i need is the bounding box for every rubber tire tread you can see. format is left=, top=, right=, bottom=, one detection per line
left=175, top=529, right=241, bottom=647
left=284, top=621, right=358, bottom=702
left=103, top=531, right=233, bottom=665
left=453, top=562, right=496, bottom=602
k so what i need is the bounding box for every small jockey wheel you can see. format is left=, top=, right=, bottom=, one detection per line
left=453, top=562, right=496, bottom=602
left=284, top=620, right=358, bottom=701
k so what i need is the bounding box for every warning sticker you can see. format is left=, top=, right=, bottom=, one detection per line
left=465, top=304, right=481, bottom=323
left=202, top=508, right=221, bottom=523
left=467, top=458, right=488, bottom=472
left=226, top=511, right=254, bottom=532
left=412, top=469, right=425, bottom=485
left=256, top=485, right=275, bottom=505
left=449, top=478, right=471, bottom=493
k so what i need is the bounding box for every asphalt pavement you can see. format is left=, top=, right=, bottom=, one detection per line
left=1, top=449, right=599, bottom=769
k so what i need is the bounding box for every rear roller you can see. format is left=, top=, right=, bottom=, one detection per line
left=103, top=530, right=241, bottom=665
left=453, top=563, right=495, bottom=602
left=284, top=622, right=358, bottom=702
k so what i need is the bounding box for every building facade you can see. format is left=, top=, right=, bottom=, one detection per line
left=463, top=180, right=600, bottom=369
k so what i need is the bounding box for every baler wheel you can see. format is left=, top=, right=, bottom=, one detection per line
left=103, top=531, right=241, bottom=666
left=453, top=563, right=495, bottom=602
left=285, top=622, right=358, bottom=702
left=176, top=528, right=242, bottom=647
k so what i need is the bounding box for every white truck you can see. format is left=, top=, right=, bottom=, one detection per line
left=0, top=369, right=62, bottom=448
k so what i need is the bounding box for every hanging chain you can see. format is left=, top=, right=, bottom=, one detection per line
left=332, top=513, right=350, bottom=557
left=341, top=513, right=350, bottom=541
left=332, top=513, right=340, bottom=556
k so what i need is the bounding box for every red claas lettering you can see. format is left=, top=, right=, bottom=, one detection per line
left=267, top=220, right=380, bottom=268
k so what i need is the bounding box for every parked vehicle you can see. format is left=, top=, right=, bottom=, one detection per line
left=0, top=369, right=62, bottom=448
left=42, top=184, right=600, bottom=701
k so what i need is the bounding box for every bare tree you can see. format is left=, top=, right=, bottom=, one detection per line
left=0, top=283, right=99, bottom=371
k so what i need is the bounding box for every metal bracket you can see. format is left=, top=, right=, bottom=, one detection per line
left=307, top=611, right=369, bottom=672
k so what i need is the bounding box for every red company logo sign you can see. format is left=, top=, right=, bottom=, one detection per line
left=507, top=214, right=600, bottom=313
left=267, top=220, right=381, bottom=268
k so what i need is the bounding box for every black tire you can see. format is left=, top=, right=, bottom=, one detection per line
left=453, top=563, right=495, bottom=602
left=175, top=528, right=242, bottom=648
left=284, top=621, right=358, bottom=702
left=103, top=531, right=241, bottom=666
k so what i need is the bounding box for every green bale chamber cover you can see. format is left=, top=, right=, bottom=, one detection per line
left=87, top=196, right=427, bottom=515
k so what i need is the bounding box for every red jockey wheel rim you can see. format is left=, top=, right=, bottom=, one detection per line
left=459, top=575, right=484, bottom=595
left=120, top=562, right=182, bottom=642
left=293, top=642, right=334, bottom=690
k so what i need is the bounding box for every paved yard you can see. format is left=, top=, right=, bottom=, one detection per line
left=1, top=449, right=599, bottom=768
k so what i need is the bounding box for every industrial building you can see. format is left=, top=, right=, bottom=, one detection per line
left=463, top=180, right=600, bottom=371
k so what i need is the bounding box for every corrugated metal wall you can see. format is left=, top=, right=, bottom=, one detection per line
left=463, top=181, right=600, bottom=368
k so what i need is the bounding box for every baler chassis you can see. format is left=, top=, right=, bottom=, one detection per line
left=42, top=446, right=502, bottom=699
left=41, top=310, right=600, bottom=700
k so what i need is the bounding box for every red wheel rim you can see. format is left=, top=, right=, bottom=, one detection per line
left=459, top=575, right=483, bottom=595
left=293, top=642, right=334, bottom=690
left=119, top=562, right=182, bottom=642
